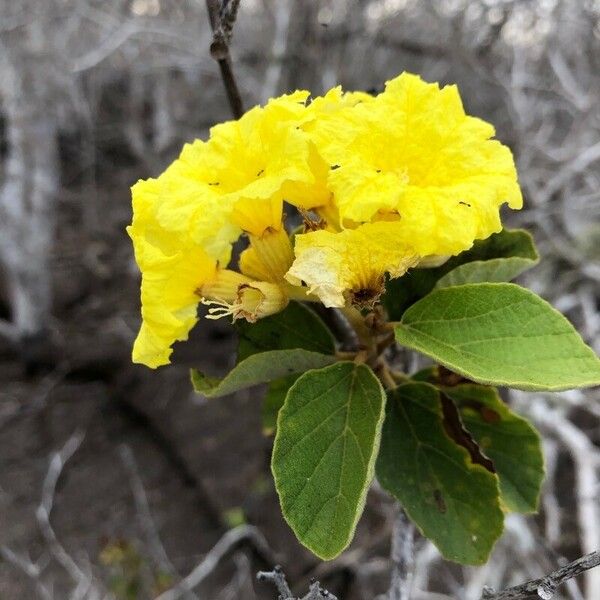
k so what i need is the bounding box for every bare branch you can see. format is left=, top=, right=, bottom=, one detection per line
left=156, top=525, right=274, bottom=600
left=34, top=431, right=109, bottom=599
left=257, top=565, right=293, bottom=598
left=219, top=0, right=241, bottom=44
left=482, top=551, right=600, bottom=600
left=119, top=444, right=198, bottom=600
left=205, top=0, right=244, bottom=118
left=257, top=566, right=339, bottom=600
left=0, top=546, right=53, bottom=600
left=388, top=506, right=415, bottom=600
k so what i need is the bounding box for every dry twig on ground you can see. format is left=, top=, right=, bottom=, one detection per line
left=156, top=525, right=275, bottom=600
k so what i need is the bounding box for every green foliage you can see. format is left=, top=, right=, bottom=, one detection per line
left=434, top=255, right=537, bottom=288
left=236, top=301, right=335, bottom=360
left=384, top=229, right=538, bottom=319
left=395, top=283, right=600, bottom=391
left=376, top=382, right=504, bottom=564
left=262, top=374, right=299, bottom=435
left=272, top=362, right=385, bottom=559
left=182, top=226, right=600, bottom=567
left=234, top=302, right=337, bottom=433
left=442, top=384, right=544, bottom=513
left=191, top=349, right=335, bottom=398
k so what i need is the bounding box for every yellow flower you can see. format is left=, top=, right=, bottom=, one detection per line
left=287, top=222, right=419, bottom=308
left=128, top=94, right=323, bottom=367
left=128, top=176, right=226, bottom=368
left=129, top=71, right=524, bottom=365
left=311, top=73, right=522, bottom=256
left=205, top=92, right=329, bottom=234
left=300, top=87, right=375, bottom=163
left=202, top=271, right=289, bottom=323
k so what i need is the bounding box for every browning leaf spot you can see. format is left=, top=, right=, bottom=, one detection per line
left=441, top=394, right=495, bottom=473
left=460, top=400, right=502, bottom=424
left=433, top=489, right=447, bottom=513
left=481, top=407, right=501, bottom=423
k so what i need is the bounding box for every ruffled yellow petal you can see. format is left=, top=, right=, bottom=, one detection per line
left=306, top=72, right=522, bottom=257
left=128, top=158, right=235, bottom=367
left=204, top=96, right=329, bottom=233
left=130, top=238, right=216, bottom=368
left=286, top=221, right=419, bottom=308
left=128, top=72, right=523, bottom=367
left=328, top=161, right=408, bottom=223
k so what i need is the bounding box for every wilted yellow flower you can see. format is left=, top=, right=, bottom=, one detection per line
left=200, top=270, right=289, bottom=323
left=287, top=221, right=419, bottom=308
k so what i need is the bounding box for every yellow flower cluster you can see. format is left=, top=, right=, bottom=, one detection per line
left=128, top=73, right=522, bottom=368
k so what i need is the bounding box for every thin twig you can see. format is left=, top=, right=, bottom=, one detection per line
left=35, top=431, right=107, bottom=599
left=205, top=0, right=244, bottom=118
left=257, top=565, right=293, bottom=598
left=0, top=546, right=53, bottom=600
left=482, top=551, right=600, bottom=600
left=257, top=566, right=339, bottom=600
left=119, top=444, right=198, bottom=600
left=156, top=525, right=273, bottom=600
left=388, top=506, right=415, bottom=600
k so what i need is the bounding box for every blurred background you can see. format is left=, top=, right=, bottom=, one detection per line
left=0, top=0, right=599, bottom=598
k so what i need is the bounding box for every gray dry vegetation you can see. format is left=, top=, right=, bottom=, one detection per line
left=0, top=0, right=599, bottom=598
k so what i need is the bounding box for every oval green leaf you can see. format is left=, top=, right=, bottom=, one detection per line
left=435, top=256, right=537, bottom=288
left=191, top=349, right=335, bottom=398
left=262, top=374, right=299, bottom=435
left=394, top=283, right=600, bottom=391
left=442, top=384, right=544, bottom=513
left=236, top=301, right=335, bottom=360
left=384, top=229, right=538, bottom=319
left=376, top=382, right=504, bottom=565
left=272, top=362, right=386, bottom=560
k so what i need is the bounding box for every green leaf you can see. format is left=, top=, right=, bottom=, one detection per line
left=459, top=228, right=538, bottom=262
left=262, top=374, right=299, bottom=435
left=442, top=384, right=544, bottom=513
left=236, top=301, right=335, bottom=360
left=272, top=362, right=386, bottom=560
left=191, top=349, right=336, bottom=398
left=384, top=229, right=538, bottom=319
left=435, top=256, right=537, bottom=288
left=394, top=283, right=600, bottom=391
left=376, top=382, right=504, bottom=564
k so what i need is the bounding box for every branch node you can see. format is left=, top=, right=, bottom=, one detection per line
left=536, top=579, right=556, bottom=600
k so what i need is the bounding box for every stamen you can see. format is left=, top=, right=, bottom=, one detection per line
left=201, top=297, right=235, bottom=320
